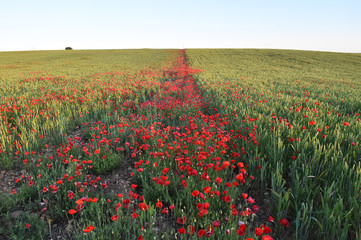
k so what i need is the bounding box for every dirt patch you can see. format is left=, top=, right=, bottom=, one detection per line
left=0, top=169, right=27, bottom=194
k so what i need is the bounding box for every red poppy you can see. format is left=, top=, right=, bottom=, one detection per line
left=216, top=177, right=222, bottom=183
left=83, top=224, right=95, bottom=233
left=162, top=167, right=169, bottom=174
left=68, top=209, right=77, bottom=215
left=255, top=227, right=263, bottom=236
left=247, top=196, right=255, bottom=204
left=192, top=190, right=199, bottom=197
left=138, top=202, right=148, bottom=211
left=309, top=121, right=316, bottom=125
left=204, top=186, right=211, bottom=193
left=162, top=208, right=169, bottom=214
left=198, top=229, right=206, bottom=238
left=268, top=216, right=274, bottom=222
left=177, top=216, right=186, bottom=224
left=156, top=200, right=163, bottom=208
left=280, top=218, right=289, bottom=227
left=263, top=226, right=272, bottom=234
left=213, top=220, right=221, bottom=227
left=239, top=224, right=247, bottom=231
left=237, top=229, right=245, bottom=236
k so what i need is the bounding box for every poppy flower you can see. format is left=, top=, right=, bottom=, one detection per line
left=280, top=218, right=289, bottom=227
left=162, top=208, right=169, bottom=214
left=268, top=216, right=274, bottom=222
left=255, top=227, right=263, bottom=236
left=263, top=226, right=272, bottom=234
left=156, top=200, right=163, bottom=208
left=213, top=220, right=221, bottom=227
left=247, top=196, right=255, bottom=204
left=68, top=209, right=77, bottom=215
left=204, top=186, right=211, bottom=193
left=192, top=190, right=199, bottom=197
left=236, top=229, right=245, bottom=236
left=83, top=224, right=95, bottom=233
left=162, top=167, right=169, bottom=174
left=187, top=225, right=195, bottom=235
left=216, top=177, right=222, bottom=183
left=177, top=216, right=186, bottom=224
left=138, top=202, right=148, bottom=211
left=198, top=229, right=206, bottom=238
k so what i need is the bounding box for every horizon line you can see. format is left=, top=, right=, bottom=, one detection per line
left=1, top=47, right=360, bottom=54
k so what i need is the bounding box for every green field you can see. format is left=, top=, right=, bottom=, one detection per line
left=0, top=49, right=360, bottom=240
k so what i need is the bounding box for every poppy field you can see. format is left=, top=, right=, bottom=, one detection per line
left=0, top=49, right=361, bottom=240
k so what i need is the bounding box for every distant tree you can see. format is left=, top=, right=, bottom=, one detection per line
left=65, top=47, right=73, bottom=50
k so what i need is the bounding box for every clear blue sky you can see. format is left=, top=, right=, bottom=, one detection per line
left=1, top=0, right=360, bottom=52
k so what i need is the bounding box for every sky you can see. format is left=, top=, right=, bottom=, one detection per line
left=1, top=0, right=361, bottom=52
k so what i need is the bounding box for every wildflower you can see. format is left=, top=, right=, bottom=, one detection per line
left=83, top=224, right=95, bottom=233
left=247, top=196, right=255, bottom=204
left=280, top=218, right=289, bottom=227
left=156, top=200, right=163, bottom=208
left=213, top=220, right=221, bottom=227
left=236, top=229, right=245, bottom=236
left=187, top=225, right=195, bottom=235
left=162, top=167, right=169, bottom=174
left=255, top=227, right=263, bottom=236
left=138, top=202, right=148, bottom=211
left=177, top=216, right=186, bottom=224
left=162, top=208, right=169, bottom=214
left=198, top=229, right=206, bottom=238
left=263, top=226, right=272, bottom=234
left=192, top=190, right=199, bottom=197
left=204, top=186, right=211, bottom=193
left=68, top=209, right=77, bottom=215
